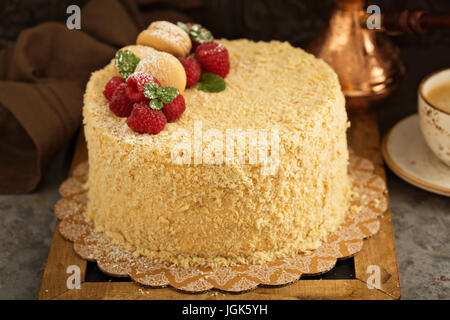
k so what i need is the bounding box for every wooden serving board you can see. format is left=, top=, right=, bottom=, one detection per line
left=38, top=112, right=401, bottom=300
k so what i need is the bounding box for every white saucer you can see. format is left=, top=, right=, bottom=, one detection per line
left=381, top=114, right=450, bottom=197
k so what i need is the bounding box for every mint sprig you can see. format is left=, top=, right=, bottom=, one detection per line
left=177, top=22, right=213, bottom=44
left=143, top=81, right=159, bottom=99
left=144, top=82, right=179, bottom=110
left=149, top=99, right=164, bottom=110
left=115, top=50, right=140, bottom=79
left=196, top=72, right=226, bottom=92
left=159, top=87, right=179, bottom=103
left=189, top=24, right=213, bottom=43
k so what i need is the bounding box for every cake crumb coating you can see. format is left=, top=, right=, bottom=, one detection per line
left=83, top=39, right=350, bottom=267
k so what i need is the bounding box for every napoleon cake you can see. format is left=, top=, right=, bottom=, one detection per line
left=82, top=21, right=350, bottom=267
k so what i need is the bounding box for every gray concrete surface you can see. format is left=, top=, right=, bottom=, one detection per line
left=0, top=47, right=449, bottom=300
left=0, top=144, right=71, bottom=299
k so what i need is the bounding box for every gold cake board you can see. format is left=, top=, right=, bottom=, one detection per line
left=38, top=112, right=401, bottom=300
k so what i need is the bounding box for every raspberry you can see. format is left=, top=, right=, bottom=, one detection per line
left=103, top=76, right=124, bottom=101
left=191, top=42, right=202, bottom=52
left=195, top=42, right=230, bottom=78
left=163, top=94, right=186, bottom=122
left=126, top=72, right=161, bottom=102
left=109, top=83, right=134, bottom=117
left=178, top=57, right=202, bottom=87
left=126, top=102, right=167, bottom=134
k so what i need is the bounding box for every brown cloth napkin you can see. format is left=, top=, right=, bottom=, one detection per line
left=0, top=0, right=192, bottom=194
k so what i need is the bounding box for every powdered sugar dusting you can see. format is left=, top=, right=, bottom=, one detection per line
left=85, top=39, right=342, bottom=156
left=136, top=53, right=171, bottom=84
left=137, top=21, right=191, bottom=57
left=150, top=21, right=191, bottom=52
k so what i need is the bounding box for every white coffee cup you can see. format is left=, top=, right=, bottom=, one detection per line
left=418, top=68, right=450, bottom=166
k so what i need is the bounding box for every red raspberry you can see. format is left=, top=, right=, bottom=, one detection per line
left=103, top=76, right=124, bottom=101
left=178, top=57, right=202, bottom=87
left=109, top=83, right=134, bottom=117
left=126, top=102, right=167, bottom=134
left=195, top=42, right=230, bottom=78
left=163, top=94, right=186, bottom=122
left=191, top=42, right=202, bottom=52
left=126, top=72, right=161, bottom=102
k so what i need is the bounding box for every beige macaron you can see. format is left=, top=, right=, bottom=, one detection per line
left=134, top=50, right=186, bottom=94
left=118, top=45, right=159, bottom=59
left=136, top=21, right=191, bottom=57
left=114, top=45, right=159, bottom=76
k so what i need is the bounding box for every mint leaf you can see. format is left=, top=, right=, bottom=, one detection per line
left=190, top=28, right=213, bottom=43
left=143, top=81, right=159, bottom=99
left=156, top=86, right=164, bottom=98
left=146, top=83, right=179, bottom=110
left=115, top=50, right=140, bottom=79
left=149, top=99, right=163, bottom=110
left=177, top=22, right=189, bottom=34
left=196, top=72, right=226, bottom=92
left=177, top=22, right=213, bottom=43
left=190, top=24, right=201, bottom=32
left=158, top=86, right=179, bottom=104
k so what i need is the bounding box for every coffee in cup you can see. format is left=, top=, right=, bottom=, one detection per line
left=418, top=68, right=450, bottom=166
left=425, top=82, right=450, bottom=114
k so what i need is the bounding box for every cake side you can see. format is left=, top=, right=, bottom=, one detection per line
left=83, top=39, right=350, bottom=267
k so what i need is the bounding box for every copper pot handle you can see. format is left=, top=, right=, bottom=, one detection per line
left=366, top=10, right=450, bottom=34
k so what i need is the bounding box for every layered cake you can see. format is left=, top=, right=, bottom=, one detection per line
left=83, top=21, right=350, bottom=267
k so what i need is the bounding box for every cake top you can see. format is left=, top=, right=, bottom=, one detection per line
left=85, top=39, right=339, bottom=134
left=85, top=39, right=342, bottom=153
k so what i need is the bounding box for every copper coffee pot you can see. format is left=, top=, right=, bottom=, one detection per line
left=307, top=0, right=450, bottom=112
